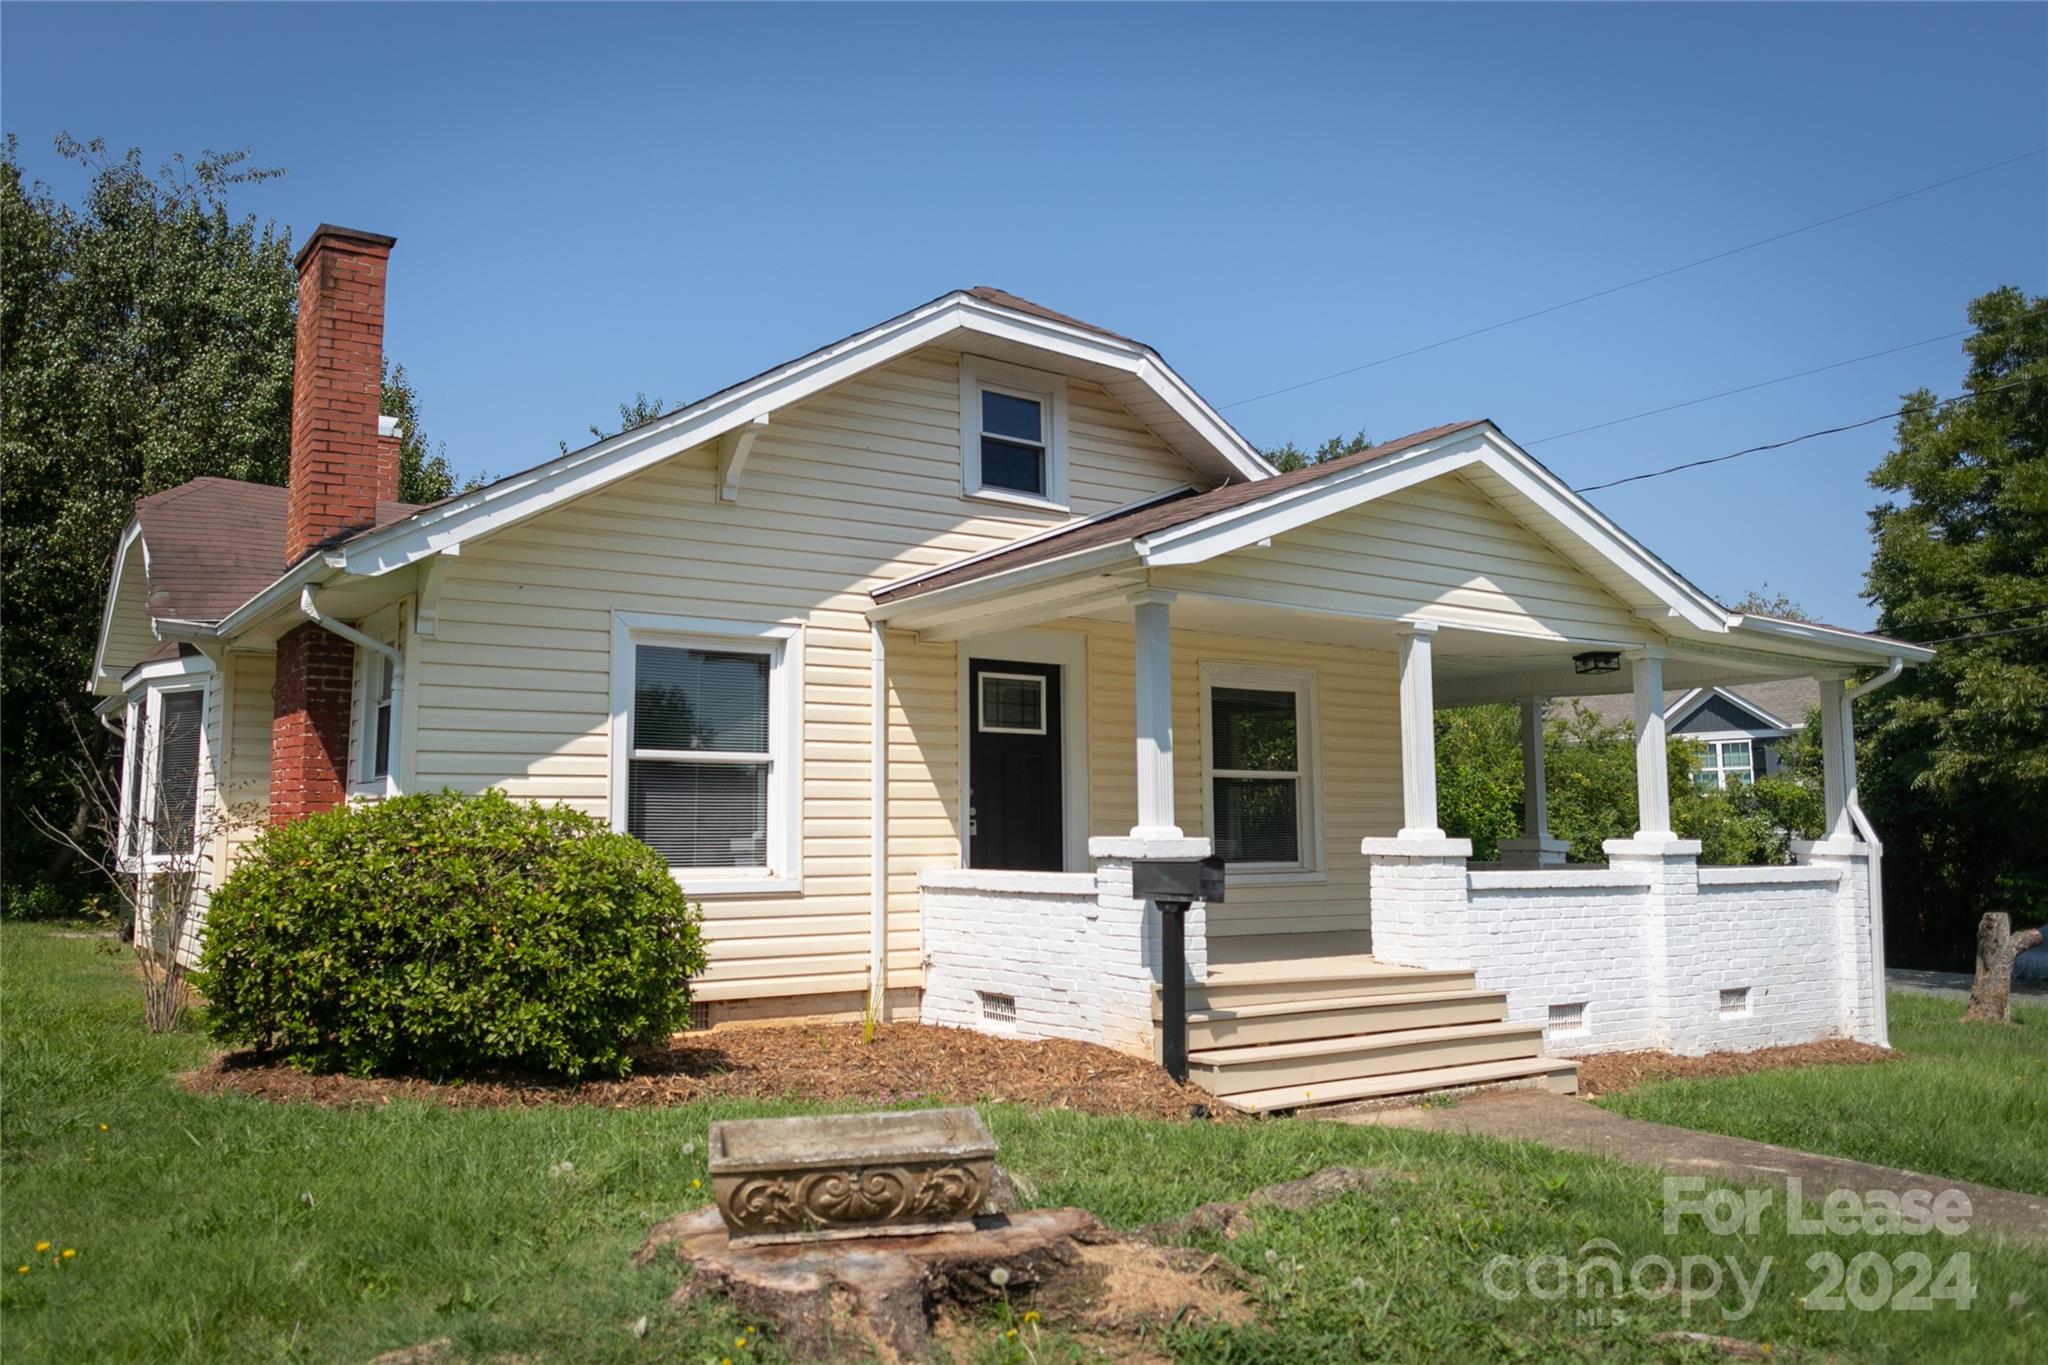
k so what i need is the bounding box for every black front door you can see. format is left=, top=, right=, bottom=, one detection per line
left=968, top=659, right=1063, bottom=871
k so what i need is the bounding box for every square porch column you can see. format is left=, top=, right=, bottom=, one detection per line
left=1627, top=647, right=1674, bottom=840
left=1498, top=696, right=1569, bottom=869
left=1129, top=588, right=1182, bottom=839
left=1395, top=622, right=1444, bottom=839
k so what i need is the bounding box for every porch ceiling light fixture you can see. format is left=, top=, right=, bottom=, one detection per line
left=1572, top=650, right=1623, bottom=676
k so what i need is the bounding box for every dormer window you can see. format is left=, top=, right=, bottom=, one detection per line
left=961, top=356, right=1068, bottom=510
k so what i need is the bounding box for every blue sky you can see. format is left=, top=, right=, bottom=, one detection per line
left=5, top=3, right=2043, bottom=628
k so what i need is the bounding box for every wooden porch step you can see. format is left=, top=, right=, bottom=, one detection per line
left=1218, top=1055, right=1581, bottom=1115
left=1181, top=968, right=1479, bottom=1010
left=1187, top=1020, right=1548, bottom=1096
left=1169, top=988, right=1510, bottom=1049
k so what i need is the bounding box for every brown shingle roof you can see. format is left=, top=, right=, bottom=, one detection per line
left=965, top=286, right=1132, bottom=343
left=132, top=478, right=422, bottom=623
left=872, top=419, right=1490, bottom=601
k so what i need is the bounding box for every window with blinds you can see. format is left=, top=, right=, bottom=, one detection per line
left=628, top=644, right=773, bottom=868
left=151, top=689, right=203, bottom=855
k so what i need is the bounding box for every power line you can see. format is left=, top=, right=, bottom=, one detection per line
left=1914, top=621, right=2048, bottom=647
left=1221, top=146, right=2047, bottom=411
left=1570, top=377, right=2033, bottom=495
left=1890, top=603, right=2048, bottom=636
left=1525, top=331, right=1967, bottom=445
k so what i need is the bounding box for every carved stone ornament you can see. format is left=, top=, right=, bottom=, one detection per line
left=708, top=1107, right=999, bottom=1247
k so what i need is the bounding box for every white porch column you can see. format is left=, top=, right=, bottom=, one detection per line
left=1499, top=696, right=1569, bottom=868
left=1395, top=622, right=1443, bottom=839
left=1817, top=679, right=1854, bottom=842
left=868, top=619, right=889, bottom=1016
left=1129, top=589, right=1182, bottom=839
left=1629, top=648, right=1673, bottom=839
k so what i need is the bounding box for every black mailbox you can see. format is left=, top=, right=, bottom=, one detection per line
left=1130, top=855, right=1225, bottom=904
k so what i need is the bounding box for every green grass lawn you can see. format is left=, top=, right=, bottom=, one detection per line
left=4, top=923, right=2045, bottom=1363
left=1600, top=992, right=2048, bottom=1197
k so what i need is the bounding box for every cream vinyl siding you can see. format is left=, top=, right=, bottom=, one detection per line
left=1051, top=621, right=1402, bottom=938
left=1159, top=472, right=1645, bottom=642
left=102, top=540, right=158, bottom=679
left=408, top=348, right=1203, bottom=1002
left=219, top=650, right=275, bottom=872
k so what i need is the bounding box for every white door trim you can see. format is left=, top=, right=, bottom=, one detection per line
left=957, top=627, right=1090, bottom=872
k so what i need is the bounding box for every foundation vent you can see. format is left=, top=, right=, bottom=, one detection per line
left=1546, top=1002, right=1588, bottom=1038
left=688, top=1001, right=711, bottom=1031
left=979, top=992, right=1017, bottom=1025
left=1719, top=987, right=1752, bottom=1019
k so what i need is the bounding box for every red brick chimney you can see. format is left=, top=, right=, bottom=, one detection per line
left=273, top=224, right=397, bottom=824
left=285, top=224, right=399, bottom=560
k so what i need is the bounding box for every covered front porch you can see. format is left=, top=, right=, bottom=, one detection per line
left=868, top=424, right=1924, bottom=1107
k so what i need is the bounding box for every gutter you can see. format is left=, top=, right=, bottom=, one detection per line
left=298, top=587, right=403, bottom=789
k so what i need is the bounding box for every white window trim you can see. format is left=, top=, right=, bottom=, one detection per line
left=350, top=619, right=403, bottom=800
left=609, top=611, right=804, bottom=896
left=119, top=674, right=212, bottom=873
left=960, top=355, right=1069, bottom=511
left=1199, top=660, right=1323, bottom=882
left=975, top=671, right=1049, bottom=736
left=956, top=628, right=1090, bottom=873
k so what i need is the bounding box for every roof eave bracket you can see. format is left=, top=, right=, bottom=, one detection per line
left=718, top=415, right=771, bottom=504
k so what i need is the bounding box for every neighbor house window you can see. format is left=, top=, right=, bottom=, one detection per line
left=611, top=614, right=801, bottom=893
left=120, top=682, right=205, bottom=862
left=1694, top=739, right=1755, bottom=790
left=960, top=356, right=1068, bottom=508
left=1201, top=663, right=1320, bottom=873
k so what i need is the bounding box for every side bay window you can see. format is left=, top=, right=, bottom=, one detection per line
left=120, top=681, right=206, bottom=864
left=610, top=613, right=802, bottom=894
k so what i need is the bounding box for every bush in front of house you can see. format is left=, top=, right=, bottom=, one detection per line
left=200, top=789, right=704, bottom=1079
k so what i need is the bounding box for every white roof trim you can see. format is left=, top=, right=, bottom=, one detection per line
left=89, top=519, right=147, bottom=695
left=120, top=651, right=215, bottom=688
left=1136, top=425, right=1734, bottom=633
left=1728, top=613, right=1933, bottom=664
left=330, top=292, right=1274, bottom=580
left=1669, top=685, right=1796, bottom=733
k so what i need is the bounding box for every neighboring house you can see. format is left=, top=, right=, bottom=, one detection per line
left=91, top=225, right=1935, bottom=1109
left=1569, top=678, right=1820, bottom=788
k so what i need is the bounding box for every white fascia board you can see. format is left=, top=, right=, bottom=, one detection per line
left=89, top=518, right=146, bottom=694
left=120, top=652, right=215, bottom=687
left=1136, top=425, right=1732, bottom=633
left=210, top=555, right=341, bottom=640
left=1728, top=613, right=1933, bottom=664
left=335, top=294, right=1272, bottom=579
left=866, top=540, right=1143, bottom=624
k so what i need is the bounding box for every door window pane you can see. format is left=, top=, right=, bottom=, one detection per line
left=979, top=674, right=1046, bottom=733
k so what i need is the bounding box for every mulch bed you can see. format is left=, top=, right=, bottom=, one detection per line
left=180, top=1021, right=1217, bottom=1120
left=1573, top=1038, right=1896, bottom=1097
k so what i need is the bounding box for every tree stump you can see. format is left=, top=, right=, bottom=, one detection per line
left=1966, top=912, right=2043, bottom=1024
left=633, top=1206, right=1250, bottom=1362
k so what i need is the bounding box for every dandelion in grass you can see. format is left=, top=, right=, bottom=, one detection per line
left=34, top=1242, right=49, bottom=1253
left=61, top=1249, right=75, bottom=1260
left=1023, top=1309, right=1039, bottom=1324
left=1264, top=1249, right=1278, bottom=1266
left=14, top=1265, right=27, bottom=1275
left=98, top=1124, right=108, bottom=1132
left=691, top=1178, right=702, bottom=1190
left=1351, top=1276, right=1365, bottom=1292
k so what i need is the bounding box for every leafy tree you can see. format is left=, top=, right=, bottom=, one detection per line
left=1435, top=704, right=1522, bottom=861
left=562, top=391, right=667, bottom=454
left=381, top=361, right=465, bottom=505
left=1, top=135, right=460, bottom=911
left=1263, top=429, right=1371, bottom=474
left=1859, top=287, right=2047, bottom=969
left=1727, top=587, right=1813, bottom=621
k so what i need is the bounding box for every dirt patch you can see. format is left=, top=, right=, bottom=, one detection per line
left=1573, top=1038, right=1896, bottom=1097
left=180, top=1021, right=1214, bottom=1120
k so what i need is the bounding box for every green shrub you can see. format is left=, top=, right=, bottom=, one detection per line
left=200, top=789, right=705, bottom=1078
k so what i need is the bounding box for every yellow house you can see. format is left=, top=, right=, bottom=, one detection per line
left=92, top=225, right=1931, bottom=1111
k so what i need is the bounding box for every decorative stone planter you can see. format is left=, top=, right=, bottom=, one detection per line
left=707, top=1107, right=998, bottom=1247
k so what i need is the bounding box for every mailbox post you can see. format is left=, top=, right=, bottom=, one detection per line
left=1129, top=855, right=1224, bottom=1084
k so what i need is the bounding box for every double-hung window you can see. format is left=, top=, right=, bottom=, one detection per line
left=960, top=356, right=1068, bottom=509
left=1694, top=739, right=1755, bottom=790
left=1201, top=663, right=1320, bottom=876
left=361, top=650, right=396, bottom=786
left=120, top=680, right=206, bottom=865
left=612, top=614, right=801, bottom=894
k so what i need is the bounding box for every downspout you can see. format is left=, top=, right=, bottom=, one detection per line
left=1840, top=656, right=1905, bottom=1048
left=298, top=586, right=403, bottom=790
left=868, top=620, right=889, bottom=1020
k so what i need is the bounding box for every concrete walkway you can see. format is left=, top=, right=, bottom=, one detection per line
left=1338, top=1090, right=2048, bottom=1246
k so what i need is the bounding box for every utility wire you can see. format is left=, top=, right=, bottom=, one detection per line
left=1912, top=621, right=2048, bottom=647
left=1890, top=603, right=2048, bottom=636
left=1525, top=331, right=1967, bottom=445
left=1221, top=147, right=2046, bottom=410
left=1570, top=377, right=2033, bottom=495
